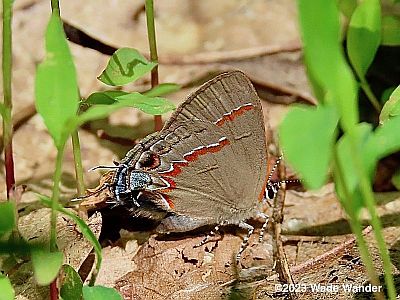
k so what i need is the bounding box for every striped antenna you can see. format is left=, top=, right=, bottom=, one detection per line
left=265, top=155, right=301, bottom=200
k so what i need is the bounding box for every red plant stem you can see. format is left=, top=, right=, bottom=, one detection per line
left=2, top=0, right=16, bottom=199
left=4, top=141, right=15, bottom=198
left=48, top=2, right=61, bottom=300
left=152, top=67, right=162, bottom=131
left=50, top=280, right=58, bottom=300
left=145, top=0, right=162, bottom=132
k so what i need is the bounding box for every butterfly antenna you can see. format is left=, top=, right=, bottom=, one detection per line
left=267, top=155, right=283, bottom=183
left=265, top=155, right=303, bottom=200
left=281, top=179, right=302, bottom=185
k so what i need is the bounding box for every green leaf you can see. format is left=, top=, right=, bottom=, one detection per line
left=337, top=0, right=358, bottom=18
left=60, top=264, right=83, bottom=300
left=115, top=92, right=175, bottom=115
left=0, top=202, right=15, bottom=235
left=391, top=168, right=400, bottom=190
left=75, top=91, right=175, bottom=134
left=381, top=86, right=396, bottom=103
left=380, top=85, right=400, bottom=124
left=39, top=195, right=102, bottom=285
left=143, top=83, right=181, bottom=97
left=335, top=117, right=400, bottom=213
left=347, top=0, right=381, bottom=79
left=0, top=103, right=6, bottom=119
left=335, top=124, right=375, bottom=214
left=298, top=0, right=358, bottom=130
left=98, top=48, right=156, bottom=86
left=373, top=116, right=400, bottom=159
left=86, top=91, right=128, bottom=105
left=382, top=15, right=400, bottom=46
left=31, top=249, right=63, bottom=285
left=279, top=104, right=338, bottom=189
left=35, top=13, right=79, bottom=148
left=336, top=124, right=375, bottom=191
left=82, top=286, right=122, bottom=300
left=86, top=92, right=175, bottom=115
left=64, top=103, right=128, bottom=137
left=0, top=275, right=14, bottom=300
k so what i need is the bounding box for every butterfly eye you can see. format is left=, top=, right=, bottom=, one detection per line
left=137, top=151, right=161, bottom=169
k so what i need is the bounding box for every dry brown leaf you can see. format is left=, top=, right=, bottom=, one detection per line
left=114, top=232, right=274, bottom=300
left=12, top=208, right=102, bottom=300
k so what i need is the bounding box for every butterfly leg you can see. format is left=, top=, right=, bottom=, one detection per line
left=236, top=221, right=254, bottom=263
left=195, top=221, right=225, bottom=248
left=257, top=212, right=269, bottom=243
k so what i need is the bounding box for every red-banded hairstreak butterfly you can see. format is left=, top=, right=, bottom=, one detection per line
left=86, top=71, right=275, bottom=262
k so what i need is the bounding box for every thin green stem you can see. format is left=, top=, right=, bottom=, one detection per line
left=345, top=129, right=395, bottom=299
left=358, top=168, right=396, bottom=299
left=145, top=0, right=162, bottom=131
left=2, top=0, right=12, bottom=109
left=2, top=0, right=15, bottom=200
left=360, top=76, right=381, bottom=113
left=50, top=0, right=60, bottom=14
left=333, top=149, right=383, bottom=299
left=49, top=146, right=65, bottom=252
left=71, top=131, right=85, bottom=196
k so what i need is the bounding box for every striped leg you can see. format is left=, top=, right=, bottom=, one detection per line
left=195, top=223, right=222, bottom=248
left=236, top=221, right=254, bottom=263
left=257, top=212, right=269, bottom=243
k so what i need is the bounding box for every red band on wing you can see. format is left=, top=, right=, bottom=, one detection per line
left=160, top=138, right=230, bottom=196
left=163, top=194, right=175, bottom=209
left=215, top=103, right=254, bottom=127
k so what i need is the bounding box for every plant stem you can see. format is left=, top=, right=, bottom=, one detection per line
left=145, top=0, right=162, bottom=132
left=50, top=146, right=65, bottom=252
left=48, top=146, right=64, bottom=300
left=50, top=0, right=60, bottom=14
left=49, top=3, right=62, bottom=300
left=345, top=128, right=396, bottom=299
left=357, top=167, right=396, bottom=299
left=360, top=76, right=381, bottom=113
left=2, top=0, right=15, bottom=200
left=333, top=149, right=383, bottom=299
left=50, top=280, right=58, bottom=300
left=71, top=131, right=85, bottom=196
left=337, top=124, right=396, bottom=299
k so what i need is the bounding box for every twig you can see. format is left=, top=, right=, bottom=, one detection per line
left=158, top=41, right=302, bottom=65
left=290, top=226, right=372, bottom=276
left=250, top=76, right=317, bottom=106
left=219, top=226, right=374, bottom=292
left=62, top=21, right=302, bottom=65
left=271, top=155, right=297, bottom=300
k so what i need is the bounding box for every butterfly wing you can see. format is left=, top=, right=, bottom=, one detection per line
left=166, top=71, right=268, bottom=208
left=120, top=71, right=268, bottom=232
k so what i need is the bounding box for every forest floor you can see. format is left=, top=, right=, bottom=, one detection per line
left=1, top=0, right=400, bottom=299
